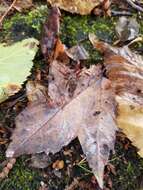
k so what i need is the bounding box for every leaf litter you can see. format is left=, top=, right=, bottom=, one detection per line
left=5, top=7, right=117, bottom=188
left=0, top=1, right=143, bottom=190
left=89, top=33, right=143, bottom=157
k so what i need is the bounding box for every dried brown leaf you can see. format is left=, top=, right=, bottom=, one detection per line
left=89, top=33, right=143, bottom=157
left=14, top=0, right=33, bottom=12
left=47, top=0, right=100, bottom=15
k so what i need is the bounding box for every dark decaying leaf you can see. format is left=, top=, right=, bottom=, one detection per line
left=89, top=33, right=143, bottom=157
left=115, top=16, right=139, bottom=42
left=6, top=60, right=117, bottom=188
left=66, top=45, right=89, bottom=61
left=30, top=153, right=51, bottom=169
left=40, top=6, right=61, bottom=62
left=26, top=81, right=48, bottom=103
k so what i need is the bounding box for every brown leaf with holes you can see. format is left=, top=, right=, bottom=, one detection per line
left=89, top=33, right=143, bottom=157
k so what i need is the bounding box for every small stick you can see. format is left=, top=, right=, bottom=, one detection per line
left=111, top=10, right=132, bottom=16
left=0, top=0, right=17, bottom=27
left=0, top=158, right=16, bottom=180
left=126, top=0, right=143, bottom=12
left=127, top=36, right=143, bottom=46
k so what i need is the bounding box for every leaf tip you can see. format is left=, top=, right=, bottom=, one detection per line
left=94, top=171, right=104, bottom=189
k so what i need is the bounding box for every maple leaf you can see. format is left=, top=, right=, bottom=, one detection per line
left=6, top=60, right=117, bottom=188
left=89, top=33, right=143, bottom=157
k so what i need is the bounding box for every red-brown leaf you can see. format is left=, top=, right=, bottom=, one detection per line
left=6, top=61, right=117, bottom=188
left=89, top=33, right=143, bottom=157
left=40, top=7, right=61, bottom=61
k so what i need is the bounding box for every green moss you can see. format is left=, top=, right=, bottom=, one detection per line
left=61, top=14, right=116, bottom=64
left=1, top=5, right=48, bottom=42
left=0, top=157, right=42, bottom=190
left=110, top=140, right=143, bottom=190
left=61, top=15, right=116, bottom=45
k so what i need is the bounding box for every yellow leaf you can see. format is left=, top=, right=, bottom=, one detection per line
left=116, top=95, right=143, bottom=157
left=47, top=0, right=100, bottom=15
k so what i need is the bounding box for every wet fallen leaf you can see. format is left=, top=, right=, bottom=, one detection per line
left=89, top=33, right=143, bottom=157
left=115, top=16, right=139, bottom=42
left=47, top=0, right=101, bottom=15
left=0, top=38, right=39, bottom=103
left=6, top=60, right=117, bottom=188
left=66, top=45, right=89, bottom=61
left=41, top=6, right=61, bottom=62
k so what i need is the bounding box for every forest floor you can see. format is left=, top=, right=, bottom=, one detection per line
left=0, top=1, right=143, bottom=190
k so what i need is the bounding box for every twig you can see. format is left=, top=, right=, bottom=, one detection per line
left=126, top=0, right=143, bottom=12
left=0, top=158, right=16, bottom=180
left=111, top=10, right=132, bottom=16
left=127, top=36, right=143, bottom=46
left=0, top=0, right=17, bottom=26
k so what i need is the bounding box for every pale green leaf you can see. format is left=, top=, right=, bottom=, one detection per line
left=0, top=38, right=39, bottom=103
